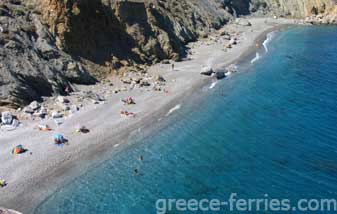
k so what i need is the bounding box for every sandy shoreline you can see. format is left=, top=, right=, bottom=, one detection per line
left=0, top=18, right=297, bottom=213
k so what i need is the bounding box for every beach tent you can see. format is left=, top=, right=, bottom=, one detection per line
left=12, top=145, right=27, bottom=155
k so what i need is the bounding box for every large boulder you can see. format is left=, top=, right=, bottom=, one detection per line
left=201, top=66, right=214, bottom=76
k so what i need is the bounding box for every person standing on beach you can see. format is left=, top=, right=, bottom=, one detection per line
left=172, top=63, right=175, bottom=71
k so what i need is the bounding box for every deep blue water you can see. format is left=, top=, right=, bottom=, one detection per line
left=35, top=26, right=337, bottom=213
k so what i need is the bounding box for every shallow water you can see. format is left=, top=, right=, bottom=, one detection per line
left=35, top=26, right=337, bottom=213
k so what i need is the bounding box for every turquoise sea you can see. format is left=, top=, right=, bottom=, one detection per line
left=35, top=26, right=337, bottom=213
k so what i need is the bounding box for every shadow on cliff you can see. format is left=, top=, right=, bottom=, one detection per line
left=62, top=0, right=187, bottom=67
left=222, top=0, right=252, bottom=16
left=62, top=0, right=142, bottom=66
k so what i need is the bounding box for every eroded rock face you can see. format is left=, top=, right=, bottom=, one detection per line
left=0, top=0, right=96, bottom=108
left=1, top=0, right=336, bottom=108
left=26, top=0, right=232, bottom=75
left=222, top=0, right=337, bottom=18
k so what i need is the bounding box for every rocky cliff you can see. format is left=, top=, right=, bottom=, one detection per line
left=26, top=0, right=233, bottom=75
left=0, top=0, right=336, bottom=108
left=0, top=0, right=96, bottom=108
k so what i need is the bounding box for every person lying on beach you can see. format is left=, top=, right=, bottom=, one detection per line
left=122, top=97, right=136, bottom=105
left=38, top=124, right=52, bottom=131
left=75, top=125, right=90, bottom=134
left=120, top=111, right=136, bottom=117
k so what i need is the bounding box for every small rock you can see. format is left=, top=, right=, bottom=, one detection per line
left=58, top=102, right=70, bottom=111
left=1, top=111, right=13, bottom=125
left=121, top=78, right=132, bottom=84
left=162, top=59, right=170, bottom=64
left=57, top=96, right=70, bottom=104
left=156, top=75, right=166, bottom=82
left=29, top=101, right=40, bottom=110
left=140, top=80, right=151, bottom=87
left=23, top=106, right=34, bottom=114
left=200, top=67, right=214, bottom=76
left=236, top=18, right=252, bottom=26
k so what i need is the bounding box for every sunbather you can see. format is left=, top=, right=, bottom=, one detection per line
left=122, top=97, right=136, bottom=105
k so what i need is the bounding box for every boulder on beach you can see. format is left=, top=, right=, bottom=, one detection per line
left=235, top=18, right=252, bottom=26
left=200, top=67, right=214, bottom=76
left=214, top=71, right=226, bottom=80
left=156, top=75, right=166, bottom=82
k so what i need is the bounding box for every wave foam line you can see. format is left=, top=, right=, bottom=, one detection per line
left=251, top=52, right=260, bottom=64
left=209, top=81, right=217, bottom=89
left=263, top=31, right=275, bottom=53
left=165, top=104, right=181, bottom=117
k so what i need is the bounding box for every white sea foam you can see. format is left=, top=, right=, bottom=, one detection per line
left=263, top=31, right=275, bottom=53
left=251, top=52, right=260, bottom=64
left=166, top=104, right=181, bottom=117
left=209, top=81, right=217, bottom=89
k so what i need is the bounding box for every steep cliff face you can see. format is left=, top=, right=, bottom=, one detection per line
left=264, top=0, right=336, bottom=17
left=0, top=0, right=95, bottom=108
left=222, top=0, right=336, bottom=17
left=26, top=0, right=232, bottom=76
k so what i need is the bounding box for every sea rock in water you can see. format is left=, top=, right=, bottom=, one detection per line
left=201, top=67, right=214, bottom=76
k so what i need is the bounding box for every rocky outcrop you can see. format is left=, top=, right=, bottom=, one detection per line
left=1, top=0, right=337, bottom=108
left=24, top=0, right=232, bottom=74
left=222, top=0, right=337, bottom=18
left=0, top=0, right=96, bottom=108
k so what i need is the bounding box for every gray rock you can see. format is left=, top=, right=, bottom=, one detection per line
left=29, top=101, right=40, bottom=110
left=23, top=106, right=35, bottom=114
left=140, top=80, right=151, bottom=87
left=236, top=18, right=252, bottom=26
left=57, top=96, right=70, bottom=104
left=1, top=111, right=13, bottom=125
left=200, top=67, right=214, bottom=76
left=156, top=75, right=166, bottom=82
left=51, top=111, right=62, bottom=118
left=0, top=3, right=96, bottom=108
